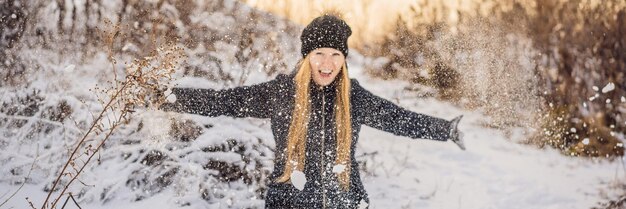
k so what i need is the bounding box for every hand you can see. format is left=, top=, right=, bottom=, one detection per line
left=449, top=115, right=465, bottom=150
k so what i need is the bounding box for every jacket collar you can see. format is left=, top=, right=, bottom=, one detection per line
left=310, top=78, right=338, bottom=94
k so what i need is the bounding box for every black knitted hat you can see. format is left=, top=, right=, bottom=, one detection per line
left=300, top=15, right=352, bottom=57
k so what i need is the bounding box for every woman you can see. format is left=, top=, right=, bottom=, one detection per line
left=161, top=14, right=465, bottom=209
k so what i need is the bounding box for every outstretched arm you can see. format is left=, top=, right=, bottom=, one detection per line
left=352, top=80, right=452, bottom=141
left=160, top=77, right=282, bottom=119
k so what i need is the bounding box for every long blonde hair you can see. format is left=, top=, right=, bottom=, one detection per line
left=276, top=54, right=353, bottom=191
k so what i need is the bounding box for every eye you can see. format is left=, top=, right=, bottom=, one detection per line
left=315, top=51, right=324, bottom=55
left=332, top=53, right=341, bottom=56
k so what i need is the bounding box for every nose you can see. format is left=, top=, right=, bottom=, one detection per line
left=320, top=55, right=335, bottom=69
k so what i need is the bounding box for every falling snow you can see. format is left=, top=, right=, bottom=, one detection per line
left=64, top=64, right=75, bottom=73
left=582, top=138, right=590, bottom=145
left=332, top=164, right=346, bottom=173
left=602, top=82, right=615, bottom=93
left=358, top=200, right=369, bottom=209
left=290, top=170, right=306, bottom=191
left=592, top=86, right=599, bottom=91
left=0, top=0, right=625, bottom=209
left=165, top=89, right=176, bottom=103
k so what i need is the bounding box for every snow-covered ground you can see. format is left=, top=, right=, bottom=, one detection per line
left=1, top=54, right=624, bottom=209
left=1, top=1, right=624, bottom=208
left=351, top=59, right=623, bottom=209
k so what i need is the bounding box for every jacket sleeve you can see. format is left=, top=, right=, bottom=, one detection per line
left=351, top=79, right=451, bottom=141
left=161, top=76, right=283, bottom=119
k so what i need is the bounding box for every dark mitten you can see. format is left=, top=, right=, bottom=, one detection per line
left=449, top=115, right=465, bottom=150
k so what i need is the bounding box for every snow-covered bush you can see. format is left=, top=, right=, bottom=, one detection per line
left=365, top=0, right=626, bottom=157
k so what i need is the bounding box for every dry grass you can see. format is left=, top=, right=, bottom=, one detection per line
left=361, top=0, right=625, bottom=157
left=520, top=0, right=626, bottom=157
left=38, top=21, right=185, bottom=209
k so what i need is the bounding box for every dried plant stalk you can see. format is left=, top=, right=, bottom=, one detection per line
left=40, top=40, right=185, bottom=209
left=0, top=152, right=38, bottom=208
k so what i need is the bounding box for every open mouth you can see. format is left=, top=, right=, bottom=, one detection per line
left=319, top=69, right=332, bottom=77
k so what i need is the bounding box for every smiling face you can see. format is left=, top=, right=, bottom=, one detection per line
left=309, top=48, right=345, bottom=87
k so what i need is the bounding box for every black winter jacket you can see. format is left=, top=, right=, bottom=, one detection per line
left=162, top=74, right=452, bottom=208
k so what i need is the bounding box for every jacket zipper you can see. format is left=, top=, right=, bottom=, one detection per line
left=321, top=88, right=327, bottom=209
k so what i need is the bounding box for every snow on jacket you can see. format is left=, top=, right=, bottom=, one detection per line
left=162, top=73, right=452, bottom=208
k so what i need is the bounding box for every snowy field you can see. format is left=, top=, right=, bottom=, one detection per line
left=349, top=60, right=623, bottom=209
left=1, top=55, right=623, bottom=209
left=1, top=1, right=624, bottom=208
